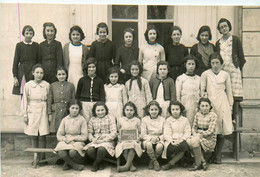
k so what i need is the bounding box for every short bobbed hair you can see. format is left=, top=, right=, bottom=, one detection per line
left=67, top=99, right=83, bottom=113
left=129, top=60, right=143, bottom=76
left=92, top=102, right=109, bottom=117
left=156, top=61, right=170, bottom=75
left=196, top=25, right=212, bottom=41
left=22, top=25, right=35, bottom=37
left=167, top=101, right=186, bottom=116
left=96, top=22, right=109, bottom=35
left=56, top=66, right=68, bottom=80
left=208, top=52, right=224, bottom=68
left=123, top=27, right=135, bottom=39
left=198, top=97, right=213, bottom=111
left=122, top=101, right=139, bottom=118
left=144, top=25, right=160, bottom=43
left=170, top=26, right=182, bottom=36
left=32, top=63, right=44, bottom=73
left=43, top=22, right=57, bottom=39
left=144, top=100, right=162, bottom=116
left=106, top=66, right=122, bottom=84
left=183, top=55, right=199, bottom=70
left=217, top=18, right=232, bottom=33
left=69, top=25, right=85, bottom=42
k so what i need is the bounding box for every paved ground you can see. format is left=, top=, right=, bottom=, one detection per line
left=1, top=156, right=260, bottom=177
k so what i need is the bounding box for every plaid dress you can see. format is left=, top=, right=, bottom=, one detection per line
left=219, top=36, right=243, bottom=97
left=192, top=111, right=217, bottom=152
left=84, top=115, right=117, bottom=156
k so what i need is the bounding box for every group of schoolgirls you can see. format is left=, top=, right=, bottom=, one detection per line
left=13, top=17, right=245, bottom=172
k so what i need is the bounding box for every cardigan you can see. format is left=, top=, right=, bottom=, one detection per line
left=149, top=76, right=176, bottom=101
left=215, top=35, right=246, bottom=70
left=63, top=42, right=89, bottom=72
left=190, top=42, right=217, bottom=76
left=75, top=75, right=105, bottom=102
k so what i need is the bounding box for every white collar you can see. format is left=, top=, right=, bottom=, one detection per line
left=23, top=41, right=33, bottom=45
left=106, top=83, right=121, bottom=88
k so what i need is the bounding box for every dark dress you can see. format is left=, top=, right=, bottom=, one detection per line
left=114, top=45, right=139, bottom=83
left=89, top=39, right=116, bottom=82
left=165, top=43, right=189, bottom=81
left=39, top=40, right=63, bottom=84
left=47, top=81, right=75, bottom=133
left=190, top=42, right=217, bottom=76
left=12, top=41, right=39, bottom=95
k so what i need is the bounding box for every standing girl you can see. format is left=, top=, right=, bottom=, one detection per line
left=115, top=27, right=139, bottom=83
left=176, top=55, right=201, bottom=125
left=104, top=67, right=127, bottom=121
left=89, top=22, right=116, bottom=82
left=12, top=25, right=39, bottom=95
left=161, top=101, right=191, bottom=170
left=150, top=61, right=176, bottom=118
left=115, top=102, right=142, bottom=172
left=39, top=22, right=63, bottom=84
left=75, top=57, right=105, bottom=122
left=201, top=52, right=233, bottom=163
left=125, top=60, right=152, bottom=118
left=47, top=66, right=75, bottom=133
left=215, top=18, right=246, bottom=124
left=23, top=64, right=50, bottom=160
left=165, top=26, right=189, bottom=82
left=139, top=25, right=165, bottom=81
left=188, top=98, right=217, bottom=171
left=190, top=26, right=217, bottom=76
left=63, top=25, right=89, bottom=90
left=141, top=101, right=165, bottom=171
left=83, top=102, right=117, bottom=172
left=55, top=99, right=88, bottom=171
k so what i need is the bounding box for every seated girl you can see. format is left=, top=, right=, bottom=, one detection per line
left=54, top=99, right=88, bottom=171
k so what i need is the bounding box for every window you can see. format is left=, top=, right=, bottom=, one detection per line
left=110, top=5, right=175, bottom=48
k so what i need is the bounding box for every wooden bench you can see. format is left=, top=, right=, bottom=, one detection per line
left=25, top=148, right=118, bottom=168
left=24, top=148, right=59, bottom=168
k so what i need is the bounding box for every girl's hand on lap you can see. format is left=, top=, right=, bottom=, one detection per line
left=65, top=136, right=74, bottom=143
left=14, top=77, right=19, bottom=86
left=92, top=138, right=97, bottom=143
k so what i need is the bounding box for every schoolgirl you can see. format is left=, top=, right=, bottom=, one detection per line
left=39, top=22, right=63, bottom=84
left=55, top=99, right=88, bottom=171
left=165, top=26, right=189, bottom=81
left=89, top=22, right=116, bottom=82
left=83, top=102, right=117, bottom=172
left=63, top=25, right=89, bottom=90
left=116, top=102, right=142, bottom=172
left=114, top=27, right=139, bottom=83
left=161, top=101, right=191, bottom=170
left=23, top=64, right=50, bottom=160
left=141, top=101, right=165, bottom=171
left=75, top=57, right=105, bottom=122
left=104, top=66, right=127, bottom=121
left=176, top=55, right=201, bottom=125
left=12, top=25, right=39, bottom=95
left=47, top=66, right=75, bottom=133
left=125, top=60, right=152, bottom=118
left=201, top=52, right=233, bottom=163
left=149, top=61, right=176, bottom=118
left=139, top=25, right=165, bottom=81
left=190, top=25, right=217, bottom=76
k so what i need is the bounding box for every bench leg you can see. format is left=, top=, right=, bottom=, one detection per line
left=33, top=153, right=38, bottom=168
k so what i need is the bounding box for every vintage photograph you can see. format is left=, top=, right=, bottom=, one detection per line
left=1, top=2, right=260, bottom=177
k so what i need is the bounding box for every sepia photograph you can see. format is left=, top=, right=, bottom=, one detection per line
left=1, top=1, right=260, bottom=176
